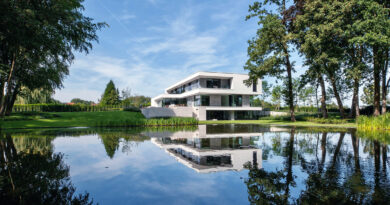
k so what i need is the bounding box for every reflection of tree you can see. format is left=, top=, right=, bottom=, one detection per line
left=245, top=129, right=390, bottom=204
left=99, top=133, right=149, bottom=158
left=0, top=134, right=94, bottom=204
left=244, top=129, right=296, bottom=204
left=12, top=136, right=53, bottom=154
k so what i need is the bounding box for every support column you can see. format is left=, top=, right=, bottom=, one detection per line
left=230, top=111, right=235, bottom=120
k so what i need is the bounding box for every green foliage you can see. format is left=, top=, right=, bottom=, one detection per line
left=271, top=85, right=283, bottom=110
left=305, top=117, right=348, bottom=125
left=0, top=0, right=106, bottom=115
left=357, top=113, right=390, bottom=130
left=71, top=98, right=95, bottom=105
left=12, top=104, right=124, bottom=112
left=123, top=107, right=141, bottom=112
left=361, top=84, right=375, bottom=106
left=100, top=80, right=120, bottom=106
left=15, top=87, right=59, bottom=104
left=122, top=95, right=151, bottom=108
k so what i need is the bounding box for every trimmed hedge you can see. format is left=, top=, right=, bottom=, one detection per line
left=12, top=104, right=125, bottom=112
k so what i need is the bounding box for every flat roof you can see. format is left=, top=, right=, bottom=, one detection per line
left=165, top=71, right=249, bottom=92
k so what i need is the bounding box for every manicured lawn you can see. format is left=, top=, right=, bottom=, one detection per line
left=199, top=119, right=357, bottom=128
left=0, top=111, right=197, bottom=129
left=1, top=111, right=357, bottom=129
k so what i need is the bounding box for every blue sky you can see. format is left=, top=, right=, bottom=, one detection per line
left=54, top=0, right=303, bottom=103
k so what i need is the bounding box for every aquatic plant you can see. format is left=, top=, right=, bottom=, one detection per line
left=357, top=113, right=390, bottom=131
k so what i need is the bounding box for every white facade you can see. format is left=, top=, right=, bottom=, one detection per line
left=146, top=72, right=263, bottom=120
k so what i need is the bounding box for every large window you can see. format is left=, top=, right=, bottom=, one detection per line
left=201, top=95, right=210, bottom=106
left=194, top=95, right=201, bottom=106
left=194, top=95, right=209, bottom=106
left=253, top=81, right=257, bottom=92
left=236, top=111, right=262, bottom=120
left=206, top=111, right=230, bottom=120
left=162, top=98, right=187, bottom=107
left=221, top=95, right=229, bottom=106
left=206, top=79, right=221, bottom=88
left=229, top=95, right=242, bottom=107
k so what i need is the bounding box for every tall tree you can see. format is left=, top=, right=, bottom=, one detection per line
left=100, top=80, right=120, bottom=106
left=0, top=0, right=106, bottom=116
left=244, top=0, right=297, bottom=121
left=349, top=0, right=390, bottom=116
left=295, top=0, right=352, bottom=118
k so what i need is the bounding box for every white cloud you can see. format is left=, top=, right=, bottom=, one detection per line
left=120, top=14, right=136, bottom=22
left=54, top=0, right=256, bottom=102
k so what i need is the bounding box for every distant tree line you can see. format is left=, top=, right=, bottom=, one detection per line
left=99, top=80, right=151, bottom=108
left=12, top=80, right=151, bottom=112
left=245, top=0, right=390, bottom=121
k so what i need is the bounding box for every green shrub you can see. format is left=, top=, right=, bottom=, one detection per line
left=305, top=117, right=348, bottom=124
left=12, top=104, right=126, bottom=112
left=123, top=107, right=141, bottom=112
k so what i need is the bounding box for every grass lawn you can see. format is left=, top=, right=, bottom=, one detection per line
left=1, top=111, right=357, bottom=130
left=1, top=112, right=144, bottom=129
left=0, top=111, right=197, bottom=129
left=199, top=119, right=357, bottom=128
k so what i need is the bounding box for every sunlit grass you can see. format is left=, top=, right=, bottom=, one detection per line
left=0, top=111, right=198, bottom=129
left=357, top=113, right=390, bottom=131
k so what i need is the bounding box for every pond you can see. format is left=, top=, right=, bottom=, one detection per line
left=1, top=124, right=389, bottom=204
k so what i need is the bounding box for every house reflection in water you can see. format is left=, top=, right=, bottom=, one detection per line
left=145, top=125, right=263, bottom=173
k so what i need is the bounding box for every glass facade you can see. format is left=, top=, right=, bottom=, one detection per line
left=201, top=95, right=210, bottom=106
left=193, top=95, right=210, bottom=106
left=168, top=78, right=231, bottom=94
left=206, top=111, right=230, bottom=120
left=235, top=111, right=262, bottom=120
left=169, top=79, right=200, bottom=94
left=206, top=79, right=221, bottom=88
left=162, top=98, right=187, bottom=107
left=229, top=95, right=242, bottom=107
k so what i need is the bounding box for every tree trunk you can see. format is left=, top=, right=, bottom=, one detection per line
left=0, top=54, right=16, bottom=117
left=373, top=46, right=381, bottom=116
left=284, top=128, right=294, bottom=204
left=285, top=49, right=296, bottom=122
left=319, top=75, right=328, bottom=118
left=320, top=132, right=327, bottom=172
left=382, top=50, right=388, bottom=114
left=331, top=132, right=345, bottom=168
left=0, top=78, right=5, bottom=106
left=351, top=131, right=360, bottom=171
left=349, top=78, right=360, bottom=118
left=328, top=74, right=345, bottom=118
left=5, top=83, right=20, bottom=116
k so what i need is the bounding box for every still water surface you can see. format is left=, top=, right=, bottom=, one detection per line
left=1, top=124, right=389, bottom=204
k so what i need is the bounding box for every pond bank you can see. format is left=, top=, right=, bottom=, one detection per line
left=1, top=111, right=359, bottom=130
left=199, top=119, right=357, bottom=129
left=0, top=111, right=197, bottom=129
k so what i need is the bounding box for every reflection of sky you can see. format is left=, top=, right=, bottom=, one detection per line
left=53, top=135, right=249, bottom=205
left=50, top=128, right=390, bottom=204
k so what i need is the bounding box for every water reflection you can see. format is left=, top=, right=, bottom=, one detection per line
left=149, top=125, right=262, bottom=173
left=244, top=129, right=390, bottom=204
left=0, top=125, right=389, bottom=204
left=0, top=133, right=93, bottom=204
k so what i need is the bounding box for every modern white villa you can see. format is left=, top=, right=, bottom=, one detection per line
left=144, top=72, right=262, bottom=120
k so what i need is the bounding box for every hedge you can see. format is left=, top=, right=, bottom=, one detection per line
left=12, top=104, right=126, bottom=112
